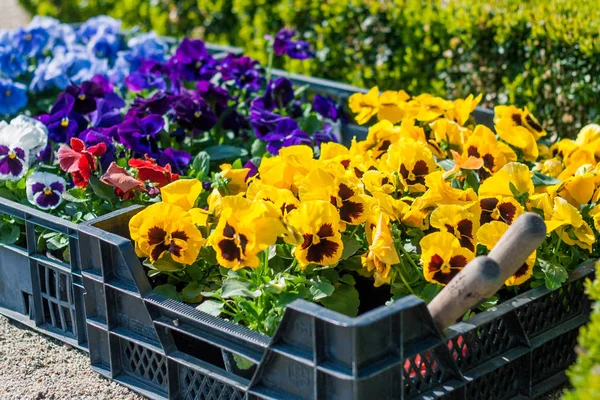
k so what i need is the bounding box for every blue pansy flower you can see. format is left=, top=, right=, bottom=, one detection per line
left=77, top=16, right=121, bottom=40
left=0, top=47, right=28, bottom=78
left=0, top=78, right=27, bottom=116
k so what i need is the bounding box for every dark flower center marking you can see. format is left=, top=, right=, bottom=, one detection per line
left=513, top=262, right=530, bottom=278
left=468, top=146, right=480, bottom=158
left=341, top=159, right=351, bottom=168
left=147, top=226, right=167, bottom=245
left=400, top=161, right=429, bottom=186
left=218, top=222, right=248, bottom=262
left=480, top=198, right=517, bottom=225
left=354, top=167, right=364, bottom=178
left=302, top=223, right=339, bottom=264
left=525, top=114, right=542, bottom=133
left=511, top=113, right=522, bottom=126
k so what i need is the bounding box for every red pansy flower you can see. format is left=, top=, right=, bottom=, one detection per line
left=128, top=155, right=179, bottom=188
left=57, top=137, right=107, bottom=188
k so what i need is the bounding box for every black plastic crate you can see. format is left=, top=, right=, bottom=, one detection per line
left=75, top=205, right=594, bottom=400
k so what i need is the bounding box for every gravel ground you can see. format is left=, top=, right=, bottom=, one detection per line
left=0, top=316, right=142, bottom=400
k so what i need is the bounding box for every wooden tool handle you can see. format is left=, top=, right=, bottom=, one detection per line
left=427, top=212, right=547, bottom=330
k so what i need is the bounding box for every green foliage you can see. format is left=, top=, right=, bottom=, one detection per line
left=565, top=270, right=600, bottom=399
left=20, top=0, right=600, bottom=137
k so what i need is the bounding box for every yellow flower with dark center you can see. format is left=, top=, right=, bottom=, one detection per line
left=551, top=139, right=578, bottom=161
left=549, top=171, right=595, bottom=207
left=430, top=118, right=467, bottom=152
left=479, top=162, right=534, bottom=199
left=219, top=163, right=250, bottom=195
left=362, top=170, right=396, bottom=195
left=358, top=120, right=401, bottom=159
left=298, top=168, right=371, bottom=229
left=361, top=213, right=400, bottom=287
left=129, top=203, right=204, bottom=265
left=494, top=105, right=546, bottom=140
left=479, top=196, right=524, bottom=225
left=285, top=201, right=343, bottom=268
left=383, top=138, right=437, bottom=193
left=413, top=94, right=454, bottom=122
left=258, top=145, right=316, bottom=193
left=495, top=118, right=539, bottom=162
left=446, top=93, right=482, bottom=126
left=349, top=86, right=379, bottom=125
left=430, top=205, right=479, bottom=251
left=208, top=196, right=284, bottom=270
left=544, top=197, right=595, bottom=252
left=576, top=124, right=600, bottom=147
left=160, top=179, right=203, bottom=210
left=533, top=158, right=564, bottom=178
left=420, top=232, right=474, bottom=286
left=477, top=221, right=535, bottom=286
left=377, top=90, right=410, bottom=124
left=413, top=171, right=478, bottom=210
left=372, top=192, right=410, bottom=221
left=246, top=181, right=300, bottom=216
left=462, top=125, right=511, bottom=180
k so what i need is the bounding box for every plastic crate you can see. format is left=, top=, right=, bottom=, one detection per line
left=75, top=206, right=594, bottom=400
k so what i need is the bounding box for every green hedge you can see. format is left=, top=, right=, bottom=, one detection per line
left=19, top=0, right=600, bottom=137
left=565, top=270, right=600, bottom=399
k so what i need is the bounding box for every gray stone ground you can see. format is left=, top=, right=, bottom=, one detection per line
left=0, top=0, right=574, bottom=399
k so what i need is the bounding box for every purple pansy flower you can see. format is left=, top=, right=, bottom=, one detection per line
left=41, top=93, right=88, bottom=142
left=26, top=172, right=66, bottom=210
left=313, top=124, right=339, bottom=147
left=219, top=55, right=264, bottom=92
left=256, top=77, right=294, bottom=111
left=89, top=98, right=123, bottom=128
left=167, top=38, right=217, bottom=83
left=127, top=92, right=175, bottom=118
left=65, top=80, right=125, bottom=115
left=196, top=80, right=230, bottom=111
left=172, top=95, right=217, bottom=134
left=248, top=103, right=286, bottom=139
left=0, top=143, right=28, bottom=180
left=125, top=60, right=167, bottom=92
left=263, top=118, right=311, bottom=154
left=158, top=148, right=191, bottom=175
left=117, top=114, right=164, bottom=156
left=313, top=94, right=346, bottom=121
left=243, top=159, right=259, bottom=181
left=273, top=28, right=315, bottom=60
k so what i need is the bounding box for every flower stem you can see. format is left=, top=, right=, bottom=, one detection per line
left=398, top=242, right=421, bottom=275
left=397, top=257, right=416, bottom=295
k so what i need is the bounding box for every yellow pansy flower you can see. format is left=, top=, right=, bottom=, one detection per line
left=361, top=213, right=400, bottom=287
left=463, top=125, right=511, bottom=180
left=479, top=196, right=524, bottom=225
left=414, top=171, right=478, bottom=210
left=349, top=86, right=379, bottom=125
left=207, top=196, right=284, bottom=270
left=383, top=138, right=437, bottom=193
left=219, top=163, right=250, bottom=195
left=527, top=193, right=554, bottom=218
left=477, top=221, right=535, bottom=286
left=129, top=202, right=204, bottom=265
left=494, top=105, right=546, bottom=140
left=362, top=170, right=396, bottom=195
left=285, top=200, right=343, bottom=268
left=246, top=180, right=300, bottom=216
left=358, top=120, right=402, bottom=159
left=377, top=90, right=410, bottom=124
left=447, top=93, right=482, bottom=126
left=413, top=93, right=454, bottom=122
left=545, top=197, right=595, bottom=252
left=575, top=124, right=600, bottom=147
left=496, top=118, right=539, bottom=162
left=420, top=231, right=474, bottom=286
left=258, top=145, right=316, bottom=193
left=533, top=158, right=564, bottom=178
left=430, top=205, right=479, bottom=251
left=160, top=178, right=203, bottom=210
left=430, top=118, right=467, bottom=153
left=549, top=170, right=595, bottom=207
left=589, top=204, right=600, bottom=232
left=479, top=162, right=534, bottom=198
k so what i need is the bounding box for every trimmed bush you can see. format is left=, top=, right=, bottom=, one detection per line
left=565, top=271, right=600, bottom=399
left=18, top=0, right=600, bottom=137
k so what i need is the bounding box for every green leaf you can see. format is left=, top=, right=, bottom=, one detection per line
left=154, top=284, right=181, bottom=301
left=88, top=176, right=118, bottom=203
left=339, top=274, right=356, bottom=285
left=62, top=188, right=91, bottom=203
left=438, top=159, right=455, bottom=171
left=199, top=246, right=219, bottom=265
left=532, top=171, right=561, bottom=187
left=320, top=283, right=360, bottom=316
left=251, top=139, right=267, bottom=157
left=340, top=236, right=361, bottom=260
left=46, top=234, right=69, bottom=250
left=0, top=223, right=20, bottom=245
left=221, top=279, right=261, bottom=298
left=0, top=188, right=18, bottom=201
left=275, top=244, right=294, bottom=259
left=419, top=283, right=441, bottom=303
left=508, top=182, right=521, bottom=198
left=233, top=354, right=255, bottom=371
left=539, top=259, right=569, bottom=290
left=181, top=282, right=204, bottom=303
left=152, top=254, right=185, bottom=272
left=309, top=278, right=335, bottom=301
left=192, top=151, right=211, bottom=178
left=301, top=114, right=321, bottom=134
left=204, top=145, right=248, bottom=161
